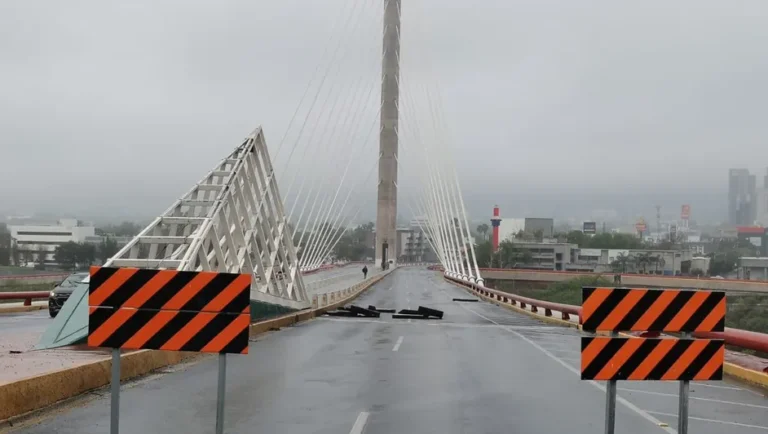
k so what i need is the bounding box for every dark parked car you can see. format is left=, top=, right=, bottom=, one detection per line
left=49, top=272, right=89, bottom=318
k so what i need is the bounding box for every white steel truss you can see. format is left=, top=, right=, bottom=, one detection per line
left=106, top=127, right=309, bottom=309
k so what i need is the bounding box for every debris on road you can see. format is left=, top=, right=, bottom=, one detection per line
left=452, top=298, right=479, bottom=303
left=392, top=314, right=437, bottom=320
left=417, top=306, right=443, bottom=319
left=392, top=306, right=443, bottom=320
left=368, top=305, right=396, bottom=313
left=325, top=310, right=359, bottom=317
left=324, top=305, right=380, bottom=318
left=398, top=309, right=420, bottom=315
left=349, top=305, right=380, bottom=318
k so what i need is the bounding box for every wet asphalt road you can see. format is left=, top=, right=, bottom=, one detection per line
left=8, top=268, right=768, bottom=434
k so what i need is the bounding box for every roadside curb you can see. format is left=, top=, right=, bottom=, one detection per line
left=443, top=275, right=768, bottom=390
left=0, top=270, right=392, bottom=424
left=0, top=305, right=45, bottom=314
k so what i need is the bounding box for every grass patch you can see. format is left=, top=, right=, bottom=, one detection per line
left=495, top=275, right=613, bottom=306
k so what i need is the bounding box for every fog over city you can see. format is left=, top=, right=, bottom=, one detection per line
left=2, top=0, right=768, bottom=225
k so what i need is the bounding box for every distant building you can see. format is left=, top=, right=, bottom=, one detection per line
left=738, top=257, right=768, bottom=281
left=729, top=168, right=757, bottom=225
left=509, top=240, right=576, bottom=271
left=737, top=226, right=768, bottom=256
left=498, top=217, right=525, bottom=242
left=571, top=248, right=691, bottom=275
left=524, top=218, right=554, bottom=238
left=9, top=219, right=96, bottom=265
left=392, top=219, right=438, bottom=263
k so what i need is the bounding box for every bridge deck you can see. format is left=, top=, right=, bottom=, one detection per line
left=9, top=268, right=768, bottom=434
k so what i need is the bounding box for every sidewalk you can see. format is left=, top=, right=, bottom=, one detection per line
left=0, top=301, right=46, bottom=314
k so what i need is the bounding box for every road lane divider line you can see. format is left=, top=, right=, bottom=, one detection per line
left=392, top=336, right=404, bottom=352
left=349, top=411, right=370, bottom=434
left=646, top=410, right=768, bottom=431
left=452, top=301, right=677, bottom=434
left=616, top=387, right=768, bottom=409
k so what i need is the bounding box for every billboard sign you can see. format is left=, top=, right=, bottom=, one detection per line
left=635, top=218, right=647, bottom=233
left=681, top=205, right=691, bottom=220
left=583, top=221, right=597, bottom=234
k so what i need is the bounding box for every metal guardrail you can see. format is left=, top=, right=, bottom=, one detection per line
left=445, top=274, right=580, bottom=320
left=443, top=274, right=768, bottom=362
left=0, top=291, right=49, bottom=306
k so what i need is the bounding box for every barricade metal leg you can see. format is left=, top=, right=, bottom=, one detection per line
left=216, top=353, right=227, bottom=434
left=678, top=332, right=691, bottom=434
left=110, top=349, right=120, bottom=434
left=604, top=332, right=617, bottom=434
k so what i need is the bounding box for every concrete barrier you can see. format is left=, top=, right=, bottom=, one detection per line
left=0, top=268, right=394, bottom=424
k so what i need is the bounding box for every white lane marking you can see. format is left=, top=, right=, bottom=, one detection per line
left=695, top=383, right=744, bottom=391
left=617, top=387, right=768, bottom=410
left=694, top=382, right=763, bottom=396
left=392, top=336, right=404, bottom=352
left=647, top=410, right=768, bottom=431
left=454, top=302, right=676, bottom=434
left=349, top=411, right=370, bottom=434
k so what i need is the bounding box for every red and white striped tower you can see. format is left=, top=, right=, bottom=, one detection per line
left=491, top=205, right=501, bottom=252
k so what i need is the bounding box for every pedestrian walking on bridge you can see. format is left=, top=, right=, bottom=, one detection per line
left=362, top=265, right=368, bottom=279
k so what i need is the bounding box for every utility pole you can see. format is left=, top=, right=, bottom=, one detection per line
left=375, top=0, right=401, bottom=270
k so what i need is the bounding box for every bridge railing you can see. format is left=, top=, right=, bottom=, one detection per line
left=0, top=291, right=49, bottom=306
left=443, top=273, right=768, bottom=367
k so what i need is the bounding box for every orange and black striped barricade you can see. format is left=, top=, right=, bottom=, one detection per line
left=87, top=266, right=251, bottom=434
left=581, top=287, right=725, bottom=434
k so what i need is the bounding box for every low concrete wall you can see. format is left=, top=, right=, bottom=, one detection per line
left=481, top=268, right=768, bottom=293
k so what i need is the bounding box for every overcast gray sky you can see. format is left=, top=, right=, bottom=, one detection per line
left=2, top=0, right=768, bottom=224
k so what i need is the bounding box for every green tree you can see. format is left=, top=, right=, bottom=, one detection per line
left=0, top=229, right=10, bottom=266
left=54, top=242, right=80, bottom=270
left=36, top=247, right=48, bottom=266
left=635, top=252, right=652, bottom=274
left=22, top=250, right=34, bottom=266
left=611, top=252, right=632, bottom=273
left=98, top=237, right=120, bottom=263
left=473, top=239, right=493, bottom=267
left=476, top=224, right=490, bottom=241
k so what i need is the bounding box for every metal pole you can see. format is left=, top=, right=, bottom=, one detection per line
left=604, top=331, right=617, bottom=434
left=215, top=353, right=227, bottom=434
left=678, top=332, right=691, bottom=434
left=110, top=349, right=120, bottom=434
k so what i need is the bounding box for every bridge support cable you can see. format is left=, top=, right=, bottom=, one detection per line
left=277, top=0, right=377, bottom=198
left=395, top=69, right=468, bottom=280
left=276, top=0, right=382, bottom=269
left=428, top=87, right=484, bottom=285
left=393, top=5, right=483, bottom=285
left=271, top=0, right=361, bottom=160
left=296, top=73, right=383, bottom=269
left=423, top=87, right=478, bottom=283
left=393, top=73, right=462, bottom=276
left=304, top=105, right=385, bottom=269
